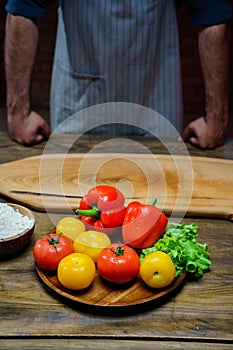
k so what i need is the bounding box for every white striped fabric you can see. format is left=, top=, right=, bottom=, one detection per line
left=50, top=0, right=182, bottom=136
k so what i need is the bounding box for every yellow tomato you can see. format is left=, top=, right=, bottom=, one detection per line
left=57, top=253, right=96, bottom=290
left=56, top=216, right=85, bottom=241
left=140, top=251, right=176, bottom=289
left=73, top=230, right=111, bottom=262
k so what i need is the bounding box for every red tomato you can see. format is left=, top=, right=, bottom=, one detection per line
left=97, top=243, right=140, bottom=284
left=33, top=233, right=74, bottom=270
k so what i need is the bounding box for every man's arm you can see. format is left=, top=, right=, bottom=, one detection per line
left=181, top=21, right=230, bottom=149
left=5, top=13, right=50, bottom=145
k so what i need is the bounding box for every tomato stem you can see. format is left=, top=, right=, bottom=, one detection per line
left=46, top=233, right=62, bottom=252
left=150, top=198, right=158, bottom=206
left=112, top=245, right=125, bottom=256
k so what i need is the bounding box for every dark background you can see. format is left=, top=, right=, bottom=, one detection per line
left=0, top=1, right=232, bottom=136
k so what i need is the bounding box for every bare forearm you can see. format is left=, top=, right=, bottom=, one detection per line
left=4, top=14, right=50, bottom=145
left=180, top=22, right=230, bottom=149
left=198, top=22, right=230, bottom=124
left=5, top=13, right=39, bottom=117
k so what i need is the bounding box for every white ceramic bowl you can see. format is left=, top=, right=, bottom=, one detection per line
left=0, top=203, right=35, bottom=258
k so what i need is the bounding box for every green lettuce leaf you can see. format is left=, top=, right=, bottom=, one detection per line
left=140, top=222, right=211, bottom=279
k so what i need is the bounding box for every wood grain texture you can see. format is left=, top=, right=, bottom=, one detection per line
left=35, top=227, right=186, bottom=309
left=1, top=213, right=232, bottom=341
left=36, top=265, right=186, bottom=308
left=0, top=133, right=232, bottom=346
left=0, top=153, right=232, bottom=220
left=0, top=339, right=233, bottom=350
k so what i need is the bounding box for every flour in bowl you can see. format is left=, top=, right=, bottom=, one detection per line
left=0, top=203, right=35, bottom=239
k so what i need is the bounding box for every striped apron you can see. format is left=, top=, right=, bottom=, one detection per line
left=50, top=0, right=182, bottom=136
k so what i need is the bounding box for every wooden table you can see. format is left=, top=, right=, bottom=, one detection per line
left=0, top=131, right=233, bottom=349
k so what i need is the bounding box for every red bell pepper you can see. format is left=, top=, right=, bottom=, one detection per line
left=122, top=198, right=168, bottom=249
left=76, top=185, right=126, bottom=235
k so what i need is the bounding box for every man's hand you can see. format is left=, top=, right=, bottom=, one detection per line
left=8, top=111, right=51, bottom=145
left=180, top=115, right=228, bottom=149
left=185, top=22, right=230, bottom=150
left=5, top=14, right=51, bottom=145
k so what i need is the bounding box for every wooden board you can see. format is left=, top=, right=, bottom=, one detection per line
left=0, top=153, right=232, bottom=220
left=36, top=264, right=186, bottom=311
left=35, top=229, right=187, bottom=311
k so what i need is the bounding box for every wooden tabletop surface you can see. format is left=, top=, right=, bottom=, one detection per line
left=0, top=131, right=233, bottom=350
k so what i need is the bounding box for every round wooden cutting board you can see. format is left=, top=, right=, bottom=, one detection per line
left=35, top=265, right=186, bottom=311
